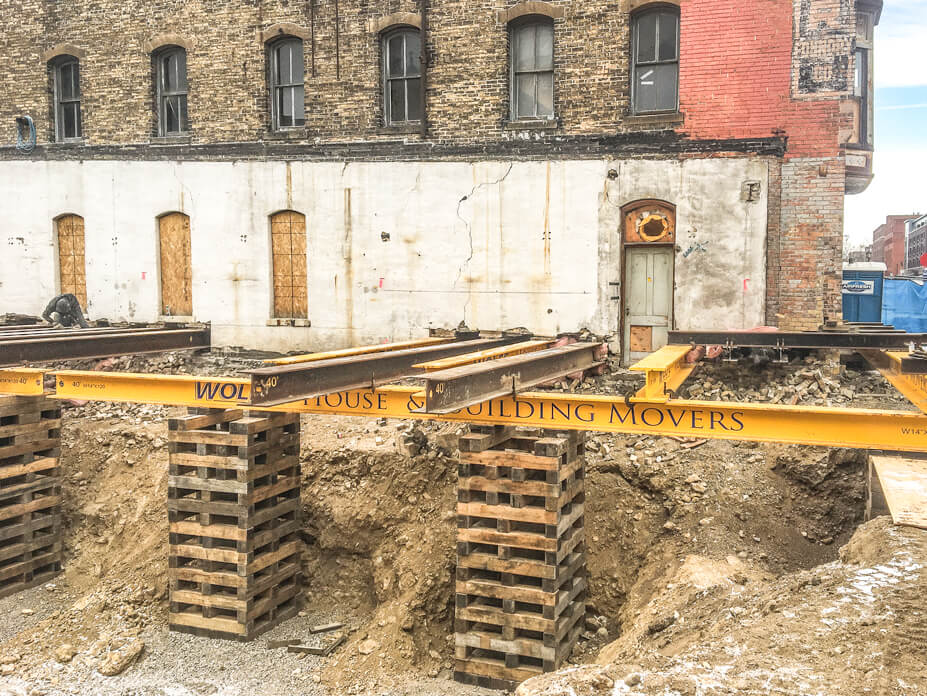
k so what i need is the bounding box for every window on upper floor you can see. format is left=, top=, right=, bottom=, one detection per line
left=631, top=8, right=679, bottom=114
left=510, top=18, right=554, bottom=120
left=52, top=56, right=82, bottom=141
left=269, top=38, right=305, bottom=130
left=382, top=28, right=422, bottom=125
left=155, top=46, right=189, bottom=136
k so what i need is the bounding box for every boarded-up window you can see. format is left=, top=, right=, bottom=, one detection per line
left=56, top=214, right=86, bottom=306
left=270, top=211, right=308, bottom=318
left=158, top=212, right=193, bottom=316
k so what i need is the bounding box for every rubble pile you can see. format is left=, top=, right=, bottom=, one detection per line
left=682, top=356, right=909, bottom=407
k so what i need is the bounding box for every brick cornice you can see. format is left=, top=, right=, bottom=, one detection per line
left=41, top=43, right=87, bottom=62
left=367, top=12, right=422, bottom=33
left=143, top=33, right=193, bottom=53
left=258, top=23, right=311, bottom=43
left=497, top=1, right=565, bottom=24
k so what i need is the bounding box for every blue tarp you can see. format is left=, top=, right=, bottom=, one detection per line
left=882, top=278, right=927, bottom=333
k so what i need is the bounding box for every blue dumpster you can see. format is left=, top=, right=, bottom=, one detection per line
left=842, top=263, right=885, bottom=323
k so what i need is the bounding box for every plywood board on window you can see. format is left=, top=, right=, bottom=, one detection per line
left=159, top=212, right=193, bottom=317
left=270, top=211, right=308, bottom=319
left=56, top=214, right=86, bottom=307
left=629, top=326, right=653, bottom=353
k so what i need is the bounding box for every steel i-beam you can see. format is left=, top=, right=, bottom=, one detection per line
left=668, top=330, right=927, bottom=350
left=421, top=342, right=605, bottom=414
left=247, top=336, right=525, bottom=406
left=0, top=326, right=211, bottom=367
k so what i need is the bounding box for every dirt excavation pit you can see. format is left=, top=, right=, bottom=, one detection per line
left=0, top=350, right=925, bottom=696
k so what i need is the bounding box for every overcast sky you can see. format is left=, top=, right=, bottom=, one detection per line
left=844, top=0, right=927, bottom=247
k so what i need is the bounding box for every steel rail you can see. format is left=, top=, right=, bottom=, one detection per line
left=0, top=327, right=210, bottom=367
left=668, top=330, right=927, bottom=350
left=42, top=369, right=927, bottom=453
left=246, top=336, right=524, bottom=406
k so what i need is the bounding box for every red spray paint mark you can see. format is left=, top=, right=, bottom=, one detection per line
left=743, top=279, right=749, bottom=292
left=379, top=278, right=384, bottom=288
left=141, top=272, right=147, bottom=280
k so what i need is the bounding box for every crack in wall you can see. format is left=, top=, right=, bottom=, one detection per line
left=453, top=163, right=514, bottom=322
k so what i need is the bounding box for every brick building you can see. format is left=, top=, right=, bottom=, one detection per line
left=872, top=214, right=915, bottom=276
left=904, top=214, right=927, bottom=273
left=0, top=0, right=881, bottom=358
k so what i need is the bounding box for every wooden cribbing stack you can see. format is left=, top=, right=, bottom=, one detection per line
left=0, top=395, right=62, bottom=598
left=454, top=425, right=587, bottom=691
left=167, top=407, right=302, bottom=641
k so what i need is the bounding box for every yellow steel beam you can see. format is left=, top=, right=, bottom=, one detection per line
left=413, top=340, right=554, bottom=371
left=0, top=368, right=46, bottom=396
left=49, top=369, right=927, bottom=452
left=630, top=345, right=697, bottom=401
left=860, top=350, right=927, bottom=414
left=265, top=337, right=453, bottom=365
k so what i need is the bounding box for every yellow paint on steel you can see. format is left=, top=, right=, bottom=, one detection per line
left=630, top=345, right=697, bottom=401
left=860, top=349, right=927, bottom=414
left=265, top=337, right=453, bottom=365
left=413, top=340, right=554, bottom=371
left=50, top=369, right=927, bottom=452
left=0, top=368, right=46, bottom=396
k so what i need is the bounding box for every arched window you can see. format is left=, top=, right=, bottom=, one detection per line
left=55, top=214, right=86, bottom=306
left=509, top=17, right=554, bottom=120
left=51, top=56, right=82, bottom=141
left=631, top=7, right=679, bottom=114
left=382, top=28, right=422, bottom=125
left=270, top=211, right=308, bottom=319
left=155, top=46, right=188, bottom=136
left=269, top=38, right=305, bottom=130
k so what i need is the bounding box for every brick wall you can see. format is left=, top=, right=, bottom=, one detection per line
left=0, top=0, right=869, bottom=332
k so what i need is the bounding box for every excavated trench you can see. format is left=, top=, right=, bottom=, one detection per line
left=0, top=351, right=890, bottom=694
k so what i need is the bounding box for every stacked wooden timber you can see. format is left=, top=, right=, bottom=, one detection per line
left=0, top=395, right=62, bottom=598
left=454, top=425, right=586, bottom=691
left=167, top=407, right=302, bottom=641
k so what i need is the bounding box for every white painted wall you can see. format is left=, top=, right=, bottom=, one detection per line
left=0, top=157, right=768, bottom=353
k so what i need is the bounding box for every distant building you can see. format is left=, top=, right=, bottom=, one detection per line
left=847, top=245, right=872, bottom=264
left=872, top=215, right=917, bottom=275
left=905, top=214, right=927, bottom=273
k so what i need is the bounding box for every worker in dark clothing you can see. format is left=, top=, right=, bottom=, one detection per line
left=42, top=293, right=89, bottom=328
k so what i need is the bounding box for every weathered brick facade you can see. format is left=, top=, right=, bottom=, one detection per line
left=0, top=0, right=881, bottom=339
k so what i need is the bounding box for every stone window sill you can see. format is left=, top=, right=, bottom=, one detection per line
left=263, top=128, right=309, bottom=141
left=159, top=315, right=195, bottom=324
left=47, top=138, right=86, bottom=147
left=504, top=118, right=560, bottom=131
left=624, top=112, right=684, bottom=128
left=377, top=123, right=422, bottom=135
left=267, top=318, right=311, bottom=328
left=151, top=135, right=192, bottom=145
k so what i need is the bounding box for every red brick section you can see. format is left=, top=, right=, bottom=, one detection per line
left=678, top=0, right=843, bottom=160
left=872, top=215, right=915, bottom=276
left=678, top=0, right=851, bottom=329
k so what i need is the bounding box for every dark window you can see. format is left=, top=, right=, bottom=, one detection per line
left=510, top=19, right=554, bottom=120
left=383, top=28, right=421, bottom=125
left=53, top=57, right=82, bottom=141
left=157, top=47, right=188, bottom=136
left=270, top=39, right=305, bottom=129
left=855, top=47, right=871, bottom=145
left=632, top=9, right=679, bottom=114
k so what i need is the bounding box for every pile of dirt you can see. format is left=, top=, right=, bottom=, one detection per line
left=516, top=517, right=927, bottom=696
